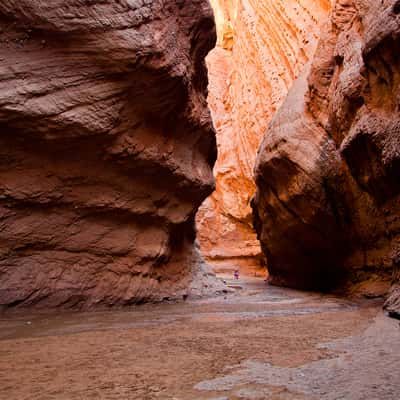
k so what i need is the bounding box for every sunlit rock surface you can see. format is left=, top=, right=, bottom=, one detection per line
left=253, top=0, right=400, bottom=296
left=0, top=0, right=224, bottom=308
left=197, top=0, right=331, bottom=274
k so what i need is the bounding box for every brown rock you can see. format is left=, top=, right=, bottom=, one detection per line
left=197, top=0, right=331, bottom=274
left=0, top=0, right=223, bottom=308
left=253, top=0, right=400, bottom=295
left=384, top=258, right=400, bottom=319
left=384, top=288, right=400, bottom=319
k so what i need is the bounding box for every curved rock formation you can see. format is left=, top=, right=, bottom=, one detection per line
left=197, top=0, right=331, bottom=274
left=0, top=0, right=223, bottom=308
left=253, top=0, right=400, bottom=296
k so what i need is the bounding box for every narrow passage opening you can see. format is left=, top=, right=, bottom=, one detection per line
left=196, top=0, right=331, bottom=284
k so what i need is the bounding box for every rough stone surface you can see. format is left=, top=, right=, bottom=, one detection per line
left=0, top=0, right=225, bottom=308
left=384, top=261, right=400, bottom=319
left=253, top=0, right=400, bottom=295
left=197, top=0, right=331, bottom=274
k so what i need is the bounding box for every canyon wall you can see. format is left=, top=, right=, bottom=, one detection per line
left=0, top=0, right=223, bottom=308
left=253, top=0, right=400, bottom=313
left=197, top=0, right=331, bottom=274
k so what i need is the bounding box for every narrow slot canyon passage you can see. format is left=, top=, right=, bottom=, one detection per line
left=196, top=0, right=331, bottom=281
left=0, top=1, right=400, bottom=400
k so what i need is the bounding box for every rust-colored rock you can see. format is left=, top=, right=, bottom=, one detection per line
left=384, top=258, right=400, bottom=319
left=197, top=0, right=331, bottom=274
left=253, top=0, right=400, bottom=294
left=0, top=0, right=223, bottom=308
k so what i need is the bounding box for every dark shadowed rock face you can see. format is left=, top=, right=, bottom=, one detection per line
left=253, top=0, right=400, bottom=294
left=0, top=0, right=222, bottom=308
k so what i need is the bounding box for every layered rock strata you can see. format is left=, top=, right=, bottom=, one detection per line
left=253, top=0, right=400, bottom=298
left=0, top=0, right=223, bottom=308
left=197, top=0, right=331, bottom=274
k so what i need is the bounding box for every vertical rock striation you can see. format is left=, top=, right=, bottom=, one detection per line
left=253, top=0, right=400, bottom=303
left=0, top=0, right=223, bottom=308
left=197, top=0, right=331, bottom=274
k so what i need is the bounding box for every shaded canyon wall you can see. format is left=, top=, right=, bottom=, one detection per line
left=197, top=0, right=331, bottom=274
left=0, top=0, right=224, bottom=308
left=253, top=0, right=400, bottom=313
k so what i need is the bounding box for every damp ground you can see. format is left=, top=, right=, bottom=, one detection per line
left=0, top=277, right=399, bottom=399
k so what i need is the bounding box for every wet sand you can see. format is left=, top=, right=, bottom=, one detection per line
left=0, top=278, right=399, bottom=399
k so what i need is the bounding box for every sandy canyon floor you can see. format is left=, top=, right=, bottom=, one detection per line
left=0, top=277, right=399, bottom=400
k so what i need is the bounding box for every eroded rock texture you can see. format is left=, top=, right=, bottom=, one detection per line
left=384, top=257, right=400, bottom=319
left=0, top=0, right=222, bottom=308
left=197, top=0, right=330, bottom=274
left=253, top=0, right=400, bottom=294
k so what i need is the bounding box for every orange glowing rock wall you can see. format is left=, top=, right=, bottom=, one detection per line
left=197, top=0, right=331, bottom=274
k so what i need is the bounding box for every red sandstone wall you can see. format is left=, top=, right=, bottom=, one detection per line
left=0, top=0, right=224, bottom=308
left=253, top=0, right=400, bottom=309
